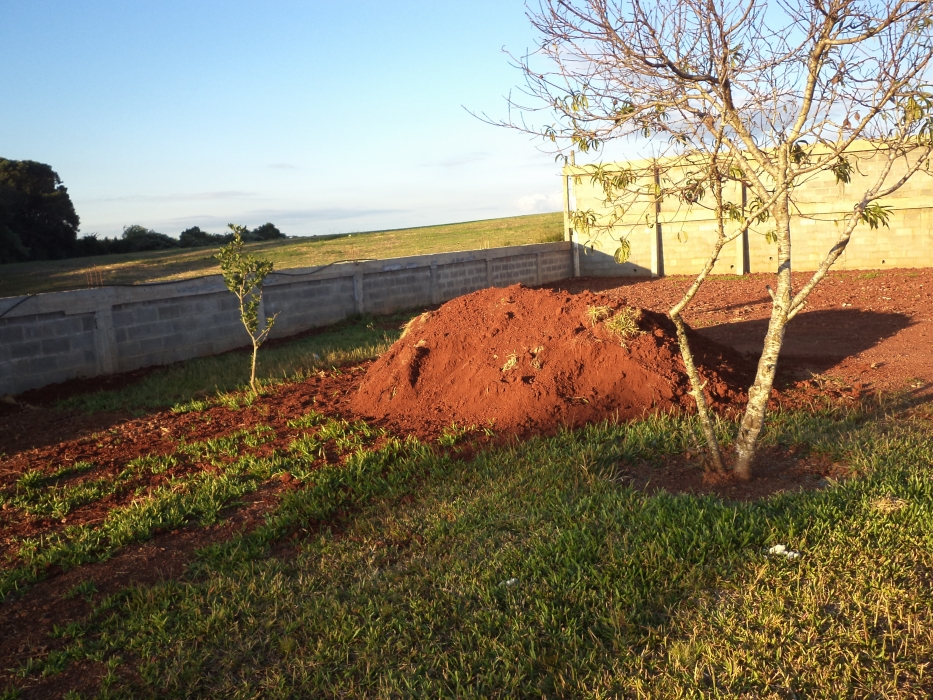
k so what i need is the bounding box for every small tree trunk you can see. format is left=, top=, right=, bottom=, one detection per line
left=250, top=340, right=259, bottom=394
left=667, top=159, right=736, bottom=474
left=670, top=314, right=726, bottom=473
left=733, top=190, right=794, bottom=479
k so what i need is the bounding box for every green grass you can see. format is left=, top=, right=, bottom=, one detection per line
left=0, top=213, right=563, bottom=297
left=0, top=413, right=391, bottom=599
left=4, top=463, right=115, bottom=520
left=5, top=398, right=933, bottom=697
left=55, top=311, right=413, bottom=414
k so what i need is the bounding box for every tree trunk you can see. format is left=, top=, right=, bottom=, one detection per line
left=668, top=164, right=734, bottom=475
left=250, top=341, right=259, bottom=394
left=733, top=188, right=793, bottom=479
left=670, top=314, right=726, bottom=472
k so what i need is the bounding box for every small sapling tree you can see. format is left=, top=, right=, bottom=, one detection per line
left=216, top=224, right=278, bottom=393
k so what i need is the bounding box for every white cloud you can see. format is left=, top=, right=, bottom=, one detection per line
left=88, top=191, right=259, bottom=203
left=514, top=191, right=562, bottom=213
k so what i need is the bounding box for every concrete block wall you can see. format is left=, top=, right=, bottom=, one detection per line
left=433, top=260, right=489, bottom=300
left=567, top=144, right=933, bottom=276
left=264, top=276, right=357, bottom=337
left=0, top=241, right=572, bottom=395
left=361, top=268, right=433, bottom=315
left=111, top=292, right=246, bottom=373
left=0, top=311, right=99, bottom=392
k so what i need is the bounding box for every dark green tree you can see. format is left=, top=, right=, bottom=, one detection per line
left=0, top=159, right=80, bottom=262
left=0, top=224, right=30, bottom=264
left=179, top=226, right=232, bottom=248
left=120, top=225, right=179, bottom=252
left=245, top=222, right=286, bottom=241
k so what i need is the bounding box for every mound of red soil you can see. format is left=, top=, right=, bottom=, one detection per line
left=351, top=284, right=752, bottom=436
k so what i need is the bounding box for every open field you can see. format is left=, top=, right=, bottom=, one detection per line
left=1, top=269, right=932, bottom=698
left=0, top=213, right=563, bottom=298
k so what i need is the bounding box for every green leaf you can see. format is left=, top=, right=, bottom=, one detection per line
left=831, top=156, right=852, bottom=185
left=570, top=209, right=598, bottom=234
left=859, top=202, right=892, bottom=230
left=681, top=178, right=705, bottom=204
left=790, top=140, right=810, bottom=166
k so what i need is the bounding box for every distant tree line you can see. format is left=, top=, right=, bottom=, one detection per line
left=76, top=222, right=285, bottom=256
left=0, top=157, right=286, bottom=264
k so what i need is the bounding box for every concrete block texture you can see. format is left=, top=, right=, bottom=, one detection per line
left=0, top=309, right=100, bottom=394
left=0, top=323, right=25, bottom=344
left=490, top=255, right=538, bottom=287
left=362, top=268, right=433, bottom=314
left=568, top=146, right=933, bottom=276
left=0, top=242, right=573, bottom=395
left=435, top=260, right=488, bottom=301
left=265, top=276, right=356, bottom=337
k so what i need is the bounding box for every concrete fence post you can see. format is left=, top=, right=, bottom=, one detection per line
left=535, top=253, right=542, bottom=286
left=353, top=273, right=365, bottom=314
left=736, top=181, right=750, bottom=274
left=485, top=255, right=493, bottom=287
left=562, top=174, right=572, bottom=243
left=571, top=233, right=581, bottom=278
left=650, top=231, right=663, bottom=277
left=735, top=231, right=749, bottom=274
left=651, top=163, right=665, bottom=277
left=93, top=305, right=118, bottom=375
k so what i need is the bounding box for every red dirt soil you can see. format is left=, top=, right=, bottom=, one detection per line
left=552, top=268, right=933, bottom=397
left=351, top=284, right=753, bottom=436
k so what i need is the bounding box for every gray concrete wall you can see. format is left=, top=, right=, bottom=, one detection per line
left=0, top=242, right=573, bottom=395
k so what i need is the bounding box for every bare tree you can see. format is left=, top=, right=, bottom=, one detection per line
left=498, top=0, right=933, bottom=478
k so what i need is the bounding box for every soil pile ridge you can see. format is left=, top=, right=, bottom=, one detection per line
left=351, top=284, right=752, bottom=436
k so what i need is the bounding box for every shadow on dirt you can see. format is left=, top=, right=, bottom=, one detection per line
left=698, top=308, right=913, bottom=378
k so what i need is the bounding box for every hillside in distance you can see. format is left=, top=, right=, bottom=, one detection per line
left=0, top=213, right=563, bottom=297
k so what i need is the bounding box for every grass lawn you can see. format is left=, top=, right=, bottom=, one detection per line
left=2, top=314, right=933, bottom=697
left=0, top=212, right=563, bottom=297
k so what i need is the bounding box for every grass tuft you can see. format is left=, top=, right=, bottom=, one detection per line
left=585, top=304, right=613, bottom=326
left=500, top=352, right=518, bottom=372
left=604, top=307, right=642, bottom=342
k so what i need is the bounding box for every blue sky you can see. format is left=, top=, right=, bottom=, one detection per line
left=0, top=1, right=565, bottom=238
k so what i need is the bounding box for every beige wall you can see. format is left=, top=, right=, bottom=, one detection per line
left=566, top=145, right=933, bottom=276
